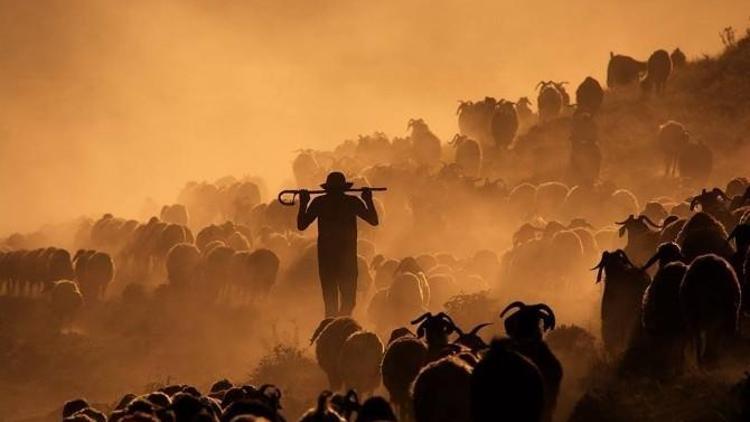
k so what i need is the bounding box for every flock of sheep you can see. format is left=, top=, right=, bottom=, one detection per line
left=2, top=39, right=750, bottom=422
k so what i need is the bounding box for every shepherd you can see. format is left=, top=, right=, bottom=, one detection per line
left=297, top=171, right=379, bottom=317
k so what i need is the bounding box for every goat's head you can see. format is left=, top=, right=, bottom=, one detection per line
left=642, top=242, right=684, bottom=271
left=411, top=312, right=459, bottom=348
left=500, top=302, right=555, bottom=341
left=615, top=214, right=662, bottom=237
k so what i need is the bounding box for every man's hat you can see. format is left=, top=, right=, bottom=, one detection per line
left=321, top=171, right=354, bottom=191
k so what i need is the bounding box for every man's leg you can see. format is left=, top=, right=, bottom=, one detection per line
left=338, top=271, right=358, bottom=316
left=320, top=273, right=339, bottom=318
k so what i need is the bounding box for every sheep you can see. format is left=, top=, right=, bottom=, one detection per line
left=73, top=250, right=114, bottom=303
left=677, top=211, right=734, bottom=263
left=311, top=317, right=362, bottom=390
left=48, top=280, right=84, bottom=328
left=355, top=396, right=397, bottom=422
left=330, top=390, right=360, bottom=421
left=639, top=243, right=689, bottom=376
left=457, top=100, right=481, bottom=142
left=246, top=248, right=280, bottom=298
left=534, top=182, right=569, bottom=219
left=375, top=272, right=429, bottom=328
left=293, top=150, right=324, bottom=188
left=592, top=250, right=650, bottom=357
left=570, top=110, right=598, bottom=142
left=452, top=323, right=493, bottom=354
left=641, top=49, right=672, bottom=94
left=659, top=216, right=686, bottom=244
left=726, top=177, right=749, bottom=199
left=412, top=356, right=473, bottom=422
left=166, top=243, right=201, bottom=288
left=657, top=121, right=689, bottom=177
left=688, top=188, right=733, bottom=229
left=569, top=130, right=601, bottom=185
left=670, top=47, right=687, bottom=69
left=408, top=118, right=442, bottom=167
left=411, top=312, right=460, bottom=362
left=607, top=52, right=647, bottom=88
left=642, top=201, right=669, bottom=224
left=508, top=182, right=537, bottom=219
left=381, top=335, right=428, bottom=421
left=470, top=338, right=545, bottom=422
left=536, top=81, right=563, bottom=122
left=299, top=391, right=345, bottom=422
left=227, top=231, right=251, bottom=251
left=499, top=302, right=562, bottom=420
left=615, top=214, right=662, bottom=265
left=201, top=245, right=235, bottom=301
left=680, top=254, right=741, bottom=367
left=490, top=99, right=519, bottom=148
left=575, top=77, right=604, bottom=114
left=338, top=330, right=384, bottom=396
left=46, top=248, right=75, bottom=284
left=516, top=97, right=534, bottom=123
left=160, top=204, right=189, bottom=226
left=373, top=258, right=398, bottom=290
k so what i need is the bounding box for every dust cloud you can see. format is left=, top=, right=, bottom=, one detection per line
left=1, top=0, right=748, bottom=234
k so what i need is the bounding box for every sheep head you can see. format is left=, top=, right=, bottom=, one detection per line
left=591, top=249, right=634, bottom=283
left=615, top=214, right=661, bottom=237
left=642, top=242, right=683, bottom=270
left=453, top=322, right=492, bottom=352
left=411, top=312, right=459, bottom=349
left=500, top=301, right=556, bottom=341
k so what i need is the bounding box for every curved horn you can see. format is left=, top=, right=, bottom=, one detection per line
left=615, top=214, right=635, bottom=225
left=469, top=322, right=493, bottom=336
left=532, top=304, right=556, bottom=331
left=639, top=215, right=663, bottom=229
left=410, top=312, right=431, bottom=325
left=500, top=301, right=526, bottom=318
left=591, top=251, right=609, bottom=283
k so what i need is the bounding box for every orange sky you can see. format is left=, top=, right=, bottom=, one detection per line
left=1, top=0, right=749, bottom=234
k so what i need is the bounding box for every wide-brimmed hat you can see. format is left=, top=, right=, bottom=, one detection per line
left=320, top=171, right=354, bottom=191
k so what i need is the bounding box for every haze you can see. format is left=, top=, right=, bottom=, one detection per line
left=1, top=0, right=748, bottom=235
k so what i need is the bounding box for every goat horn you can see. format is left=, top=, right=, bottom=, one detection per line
left=639, top=215, right=663, bottom=229
left=615, top=215, right=635, bottom=225
left=532, top=304, right=556, bottom=331
left=469, top=322, right=493, bottom=336
left=500, top=301, right=526, bottom=318
left=410, top=312, right=431, bottom=325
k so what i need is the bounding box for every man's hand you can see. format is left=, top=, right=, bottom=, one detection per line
left=299, top=189, right=311, bottom=204
left=361, top=187, right=373, bottom=202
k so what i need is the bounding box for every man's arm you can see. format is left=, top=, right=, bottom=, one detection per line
left=297, top=190, right=318, bottom=230
left=355, top=188, right=379, bottom=226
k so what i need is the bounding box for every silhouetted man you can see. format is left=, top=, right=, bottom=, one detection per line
left=297, top=172, right=379, bottom=317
